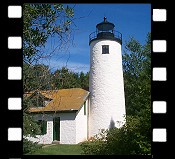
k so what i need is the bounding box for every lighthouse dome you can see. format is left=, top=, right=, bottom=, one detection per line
left=89, top=17, right=122, bottom=45
left=96, top=17, right=115, bottom=31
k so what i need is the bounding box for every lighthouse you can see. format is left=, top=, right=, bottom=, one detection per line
left=89, top=17, right=126, bottom=137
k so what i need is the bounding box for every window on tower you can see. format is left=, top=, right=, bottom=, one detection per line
left=102, top=45, right=109, bottom=54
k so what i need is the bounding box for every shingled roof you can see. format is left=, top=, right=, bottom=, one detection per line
left=26, top=88, right=89, bottom=113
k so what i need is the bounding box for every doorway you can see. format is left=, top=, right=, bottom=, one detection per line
left=53, top=117, right=60, bottom=141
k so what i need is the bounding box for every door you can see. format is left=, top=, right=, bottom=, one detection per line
left=53, top=117, right=60, bottom=141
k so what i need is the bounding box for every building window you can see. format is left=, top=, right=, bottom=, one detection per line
left=37, top=120, right=47, bottom=135
left=102, top=45, right=109, bottom=54
left=30, top=95, right=45, bottom=108
left=84, top=102, right=86, bottom=115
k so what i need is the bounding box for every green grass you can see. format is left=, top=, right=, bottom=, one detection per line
left=29, top=144, right=83, bottom=155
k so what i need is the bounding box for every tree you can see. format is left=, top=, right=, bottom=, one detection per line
left=23, top=4, right=75, bottom=154
left=23, top=96, right=42, bottom=154
left=52, top=67, right=76, bottom=89
left=123, top=32, right=151, bottom=116
left=23, top=4, right=74, bottom=63
left=79, top=71, right=89, bottom=90
left=51, top=67, right=89, bottom=90
left=23, top=63, right=52, bottom=92
left=81, top=32, right=151, bottom=155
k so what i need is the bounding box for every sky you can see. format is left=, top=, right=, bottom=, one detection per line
left=40, top=4, right=151, bottom=73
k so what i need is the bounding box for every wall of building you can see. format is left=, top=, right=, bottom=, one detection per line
left=26, top=112, right=77, bottom=144
left=59, top=113, right=76, bottom=144
left=89, top=39, right=126, bottom=137
left=75, top=98, right=89, bottom=143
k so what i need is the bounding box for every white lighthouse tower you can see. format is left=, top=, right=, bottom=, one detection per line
left=89, top=17, right=126, bottom=137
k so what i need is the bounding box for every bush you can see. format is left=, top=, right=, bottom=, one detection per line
left=23, top=138, right=42, bottom=154
left=105, top=117, right=151, bottom=155
left=80, top=130, right=107, bottom=155
left=81, top=116, right=151, bottom=155
left=81, top=140, right=106, bottom=155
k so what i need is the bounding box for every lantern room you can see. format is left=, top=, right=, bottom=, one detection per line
left=89, top=17, right=122, bottom=45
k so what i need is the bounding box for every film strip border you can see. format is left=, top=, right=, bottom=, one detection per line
left=2, top=3, right=168, bottom=159
left=5, top=4, right=23, bottom=159
left=152, top=3, right=168, bottom=157
left=0, top=2, right=23, bottom=158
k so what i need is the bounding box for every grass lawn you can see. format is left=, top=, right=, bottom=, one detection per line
left=29, top=144, right=83, bottom=155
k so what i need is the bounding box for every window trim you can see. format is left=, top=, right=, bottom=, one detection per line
left=102, top=45, right=109, bottom=54
left=84, top=101, right=86, bottom=115
left=37, top=120, right=47, bottom=135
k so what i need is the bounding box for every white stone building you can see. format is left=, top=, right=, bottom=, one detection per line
left=26, top=18, right=126, bottom=145
left=25, top=88, right=90, bottom=144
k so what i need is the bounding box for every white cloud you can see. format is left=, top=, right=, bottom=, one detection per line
left=67, top=62, right=90, bottom=73
left=41, top=58, right=90, bottom=73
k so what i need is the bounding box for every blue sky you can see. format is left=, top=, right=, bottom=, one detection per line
left=41, top=4, right=151, bottom=73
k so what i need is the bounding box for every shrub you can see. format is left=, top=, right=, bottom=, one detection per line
left=23, top=138, right=42, bottom=154
left=81, top=116, right=151, bottom=155
left=81, top=130, right=107, bottom=155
